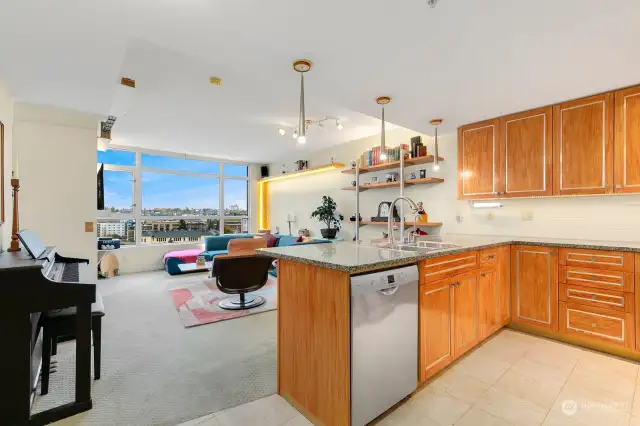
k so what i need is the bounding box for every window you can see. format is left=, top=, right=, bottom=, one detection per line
left=224, top=163, right=248, bottom=177
left=142, top=154, right=219, bottom=174
left=97, top=219, right=136, bottom=245
left=223, top=179, right=247, bottom=216
left=98, top=149, right=250, bottom=246
left=98, top=150, right=136, bottom=166
left=141, top=173, right=219, bottom=216
left=223, top=217, right=249, bottom=235
left=103, top=170, right=133, bottom=214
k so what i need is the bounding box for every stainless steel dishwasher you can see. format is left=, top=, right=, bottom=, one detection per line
left=351, top=264, right=419, bottom=426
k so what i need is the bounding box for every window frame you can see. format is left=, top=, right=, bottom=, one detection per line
left=97, top=146, right=251, bottom=246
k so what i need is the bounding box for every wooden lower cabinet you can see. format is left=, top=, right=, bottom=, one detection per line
left=419, top=278, right=454, bottom=382
left=478, top=267, right=500, bottom=340
left=452, top=271, right=480, bottom=358
left=511, top=245, right=558, bottom=331
left=560, top=301, right=635, bottom=350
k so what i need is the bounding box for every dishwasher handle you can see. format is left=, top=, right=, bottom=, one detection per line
left=379, top=285, right=400, bottom=296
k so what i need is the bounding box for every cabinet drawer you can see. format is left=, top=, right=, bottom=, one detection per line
left=560, top=266, right=634, bottom=293
left=559, top=283, right=632, bottom=313
left=559, top=301, right=634, bottom=350
left=559, top=248, right=634, bottom=272
left=479, top=249, right=498, bottom=266
left=421, top=251, right=479, bottom=283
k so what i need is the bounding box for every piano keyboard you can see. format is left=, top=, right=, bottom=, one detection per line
left=62, top=263, right=79, bottom=282
left=47, top=262, right=80, bottom=282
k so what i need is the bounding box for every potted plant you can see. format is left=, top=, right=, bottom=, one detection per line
left=311, top=196, right=344, bottom=239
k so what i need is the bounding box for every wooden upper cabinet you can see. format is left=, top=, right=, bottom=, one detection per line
left=497, top=107, right=553, bottom=197
left=553, top=92, right=614, bottom=195
left=614, top=85, right=640, bottom=193
left=511, top=245, right=558, bottom=331
left=458, top=119, right=499, bottom=199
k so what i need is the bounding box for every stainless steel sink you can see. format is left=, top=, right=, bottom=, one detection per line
left=415, top=241, right=461, bottom=250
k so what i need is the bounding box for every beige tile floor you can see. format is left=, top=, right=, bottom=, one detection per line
left=177, top=329, right=640, bottom=426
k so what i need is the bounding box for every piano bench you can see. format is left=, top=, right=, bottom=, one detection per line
left=40, top=291, right=105, bottom=396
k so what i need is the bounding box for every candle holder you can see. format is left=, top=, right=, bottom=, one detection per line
left=8, top=178, right=20, bottom=252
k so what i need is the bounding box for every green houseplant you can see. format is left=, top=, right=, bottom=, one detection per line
left=310, top=196, right=343, bottom=239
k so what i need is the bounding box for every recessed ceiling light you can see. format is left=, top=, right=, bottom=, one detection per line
left=278, top=128, right=286, bottom=136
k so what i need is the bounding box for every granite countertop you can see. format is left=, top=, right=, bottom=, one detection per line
left=256, top=243, right=424, bottom=274
left=256, top=234, right=640, bottom=274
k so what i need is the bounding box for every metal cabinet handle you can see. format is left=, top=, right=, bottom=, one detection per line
left=591, top=323, right=597, bottom=328
left=480, top=273, right=487, bottom=278
left=591, top=295, right=597, bottom=300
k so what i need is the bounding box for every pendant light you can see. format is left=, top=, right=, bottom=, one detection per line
left=430, top=118, right=443, bottom=171
left=377, top=96, right=391, bottom=160
left=293, top=59, right=312, bottom=144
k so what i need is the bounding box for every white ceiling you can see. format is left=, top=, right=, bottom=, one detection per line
left=1, top=0, right=639, bottom=163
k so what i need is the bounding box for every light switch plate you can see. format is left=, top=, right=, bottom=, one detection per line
left=85, top=222, right=94, bottom=232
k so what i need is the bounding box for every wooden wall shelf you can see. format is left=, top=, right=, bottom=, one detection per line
left=261, top=162, right=345, bottom=182
left=342, top=177, right=444, bottom=191
left=341, top=155, right=444, bottom=175
left=346, top=220, right=443, bottom=228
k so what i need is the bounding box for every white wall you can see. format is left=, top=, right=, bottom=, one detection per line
left=268, top=128, right=438, bottom=241
left=13, top=103, right=99, bottom=270
left=0, top=81, right=13, bottom=250
left=269, top=128, right=640, bottom=243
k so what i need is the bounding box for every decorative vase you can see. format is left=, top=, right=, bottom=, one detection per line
left=321, top=228, right=338, bottom=239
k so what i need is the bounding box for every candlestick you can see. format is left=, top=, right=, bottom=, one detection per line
left=8, top=178, right=21, bottom=252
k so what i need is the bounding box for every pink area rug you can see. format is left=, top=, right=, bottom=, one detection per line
left=168, top=276, right=277, bottom=328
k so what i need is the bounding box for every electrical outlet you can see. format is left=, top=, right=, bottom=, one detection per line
left=486, top=211, right=494, bottom=220
left=456, top=211, right=464, bottom=223
left=522, top=210, right=534, bottom=221
left=85, top=222, right=94, bottom=232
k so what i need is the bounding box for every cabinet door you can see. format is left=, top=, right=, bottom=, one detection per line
left=511, top=245, right=558, bottom=331
left=478, top=268, right=500, bottom=340
left=452, top=271, right=479, bottom=358
left=614, top=85, right=640, bottom=193
left=458, top=119, right=499, bottom=199
left=498, top=245, right=511, bottom=325
left=419, top=279, right=453, bottom=382
left=553, top=92, right=614, bottom=195
left=498, top=107, right=553, bottom=197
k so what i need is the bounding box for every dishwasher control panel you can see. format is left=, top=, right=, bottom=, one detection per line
left=351, top=265, right=419, bottom=293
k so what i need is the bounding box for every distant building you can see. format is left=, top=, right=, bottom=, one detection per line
left=140, top=230, right=216, bottom=244
left=142, top=219, right=208, bottom=232
left=98, top=221, right=126, bottom=238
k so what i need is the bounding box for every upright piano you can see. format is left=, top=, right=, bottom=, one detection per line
left=0, top=230, right=96, bottom=426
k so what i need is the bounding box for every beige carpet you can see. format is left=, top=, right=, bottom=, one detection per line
left=33, top=270, right=277, bottom=426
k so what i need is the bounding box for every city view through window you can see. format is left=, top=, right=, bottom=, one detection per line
left=98, top=150, right=249, bottom=245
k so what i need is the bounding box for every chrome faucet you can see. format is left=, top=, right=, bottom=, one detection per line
left=387, top=196, right=419, bottom=244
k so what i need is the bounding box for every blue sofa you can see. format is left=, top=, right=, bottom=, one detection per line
left=164, top=234, right=254, bottom=275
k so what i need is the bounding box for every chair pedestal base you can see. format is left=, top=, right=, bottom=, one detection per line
left=218, top=294, right=266, bottom=310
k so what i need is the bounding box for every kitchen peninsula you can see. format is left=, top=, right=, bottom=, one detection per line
left=258, top=235, right=640, bottom=426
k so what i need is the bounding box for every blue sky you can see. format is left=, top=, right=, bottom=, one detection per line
left=99, top=150, right=248, bottom=211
